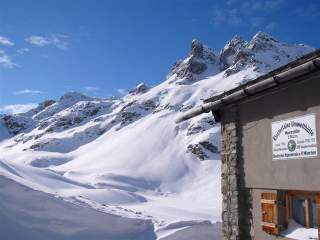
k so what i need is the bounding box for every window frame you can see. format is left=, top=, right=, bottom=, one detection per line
left=286, top=191, right=318, bottom=229
left=261, top=190, right=320, bottom=239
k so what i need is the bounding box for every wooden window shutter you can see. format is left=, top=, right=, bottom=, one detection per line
left=261, top=192, right=285, bottom=235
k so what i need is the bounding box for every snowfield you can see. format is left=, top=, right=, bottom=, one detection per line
left=0, top=32, right=314, bottom=239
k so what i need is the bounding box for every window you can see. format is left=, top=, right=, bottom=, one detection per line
left=261, top=191, right=320, bottom=239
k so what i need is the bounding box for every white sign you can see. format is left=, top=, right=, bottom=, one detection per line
left=272, top=114, right=318, bottom=160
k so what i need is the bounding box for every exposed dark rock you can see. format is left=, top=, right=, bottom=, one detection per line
left=153, top=104, right=181, bottom=114
left=187, top=140, right=219, bottom=160
left=13, top=134, right=33, bottom=144
left=59, top=91, right=90, bottom=102
left=53, top=117, right=73, bottom=129
left=139, top=100, right=157, bottom=111
left=119, top=111, right=141, bottom=126
left=187, top=144, right=207, bottom=160
left=120, top=101, right=137, bottom=112
left=187, top=126, right=203, bottom=136
left=188, top=58, right=208, bottom=74
left=175, top=69, right=196, bottom=84
left=190, top=39, right=216, bottom=62
left=223, top=49, right=254, bottom=77
left=180, top=104, right=194, bottom=112
left=219, top=36, right=246, bottom=70
left=34, top=133, right=45, bottom=140
left=153, top=104, right=171, bottom=114
left=199, top=141, right=219, bottom=153
left=31, top=100, right=56, bottom=115
left=233, top=49, right=253, bottom=64
left=97, top=128, right=107, bottom=136
left=38, top=121, right=50, bottom=130
left=129, top=83, right=149, bottom=95
left=167, top=39, right=217, bottom=84
left=30, top=141, right=49, bottom=150
left=2, top=115, right=30, bottom=135
left=43, top=102, right=104, bottom=133
left=42, top=100, right=56, bottom=108
left=187, top=117, right=216, bottom=136
left=191, top=39, right=205, bottom=58
left=93, top=116, right=104, bottom=122
left=248, top=31, right=279, bottom=51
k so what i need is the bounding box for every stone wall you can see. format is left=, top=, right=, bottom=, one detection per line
left=220, top=107, right=253, bottom=240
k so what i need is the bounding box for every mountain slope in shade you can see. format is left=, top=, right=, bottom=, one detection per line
left=0, top=32, right=314, bottom=239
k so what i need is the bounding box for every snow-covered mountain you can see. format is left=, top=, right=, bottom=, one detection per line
left=0, top=32, right=314, bottom=240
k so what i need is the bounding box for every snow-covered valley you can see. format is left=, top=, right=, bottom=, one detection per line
left=0, top=32, right=314, bottom=239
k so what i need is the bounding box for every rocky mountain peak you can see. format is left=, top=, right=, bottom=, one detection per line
left=190, top=39, right=216, bottom=62
left=33, top=100, right=56, bottom=113
left=59, top=91, right=91, bottom=103
left=223, top=35, right=245, bottom=51
left=190, top=39, right=205, bottom=58
left=129, top=82, right=149, bottom=95
left=167, top=39, right=218, bottom=84
left=220, top=31, right=314, bottom=77
left=220, top=35, right=247, bottom=70
left=248, top=31, right=279, bottom=51
left=30, top=92, right=93, bottom=121
left=20, top=99, right=56, bottom=118
left=252, top=31, right=278, bottom=42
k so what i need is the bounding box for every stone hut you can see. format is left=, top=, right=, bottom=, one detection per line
left=176, top=50, right=320, bottom=240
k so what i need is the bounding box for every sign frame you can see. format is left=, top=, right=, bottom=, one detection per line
left=271, top=113, right=318, bottom=161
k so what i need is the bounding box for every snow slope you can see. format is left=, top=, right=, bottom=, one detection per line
left=0, top=176, right=155, bottom=240
left=0, top=32, right=314, bottom=239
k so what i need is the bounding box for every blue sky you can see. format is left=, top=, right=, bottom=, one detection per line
left=0, top=0, right=320, bottom=114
